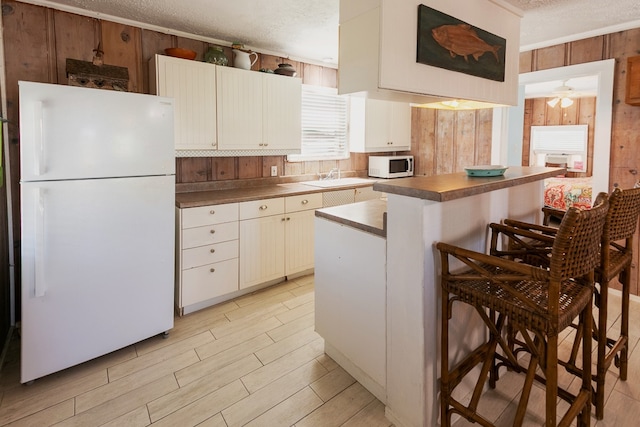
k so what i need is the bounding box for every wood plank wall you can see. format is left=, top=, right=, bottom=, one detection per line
left=519, top=31, right=640, bottom=294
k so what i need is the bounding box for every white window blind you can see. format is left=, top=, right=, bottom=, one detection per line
left=288, top=85, right=349, bottom=161
left=531, top=125, right=587, bottom=153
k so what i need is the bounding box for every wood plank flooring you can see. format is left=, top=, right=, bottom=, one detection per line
left=0, top=275, right=392, bottom=426
left=3, top=274, right=640, bottom=426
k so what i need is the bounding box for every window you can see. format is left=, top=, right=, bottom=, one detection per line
left=288, top=85, right=349, bottom=161
left=530, top=125, right=588, bottom=172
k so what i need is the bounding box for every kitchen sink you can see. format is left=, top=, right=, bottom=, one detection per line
left=300, top=177, right=377, bottom=188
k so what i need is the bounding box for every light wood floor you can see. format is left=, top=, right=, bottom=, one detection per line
left=0, top=275, right=393, bottom=427
left=2, top=275, right=640, bottom=426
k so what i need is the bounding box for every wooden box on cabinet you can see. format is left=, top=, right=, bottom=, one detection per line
left=626, top=56, right=640, bottom=106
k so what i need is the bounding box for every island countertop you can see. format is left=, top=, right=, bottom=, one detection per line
left=373, top=166, right=564, bottom=202
left=315, top=199, right=387, bottom=237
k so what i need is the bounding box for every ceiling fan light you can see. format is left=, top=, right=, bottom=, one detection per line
left=547, top=97, right=560, bottom=108
left=560, top=97, right=574, bottom=108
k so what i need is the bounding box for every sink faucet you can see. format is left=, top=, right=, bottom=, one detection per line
left=319, top=168, right=341, bottom=180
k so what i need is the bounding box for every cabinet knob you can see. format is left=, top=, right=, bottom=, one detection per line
left=286, top=217, right=291, bottom=221
left=210, top=229, right=216, bottom=234
left=210, top=268, right=215, bottom=273
left=210, top=248, right=216, bottom=253
left=281, top=217, right=286, bottom=221
left=264, top=143, right=268, bottom=147
left=209, top=210, right=215, bottom=215
left=259, top=205, right=268, bottom=211
left=301, top=199, right=308, bottom=205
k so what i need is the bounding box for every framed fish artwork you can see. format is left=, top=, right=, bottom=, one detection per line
left=416, top=4, right=506, bottom=82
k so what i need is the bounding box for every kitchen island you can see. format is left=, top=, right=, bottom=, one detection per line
left=314, top=166, right=563, bottom=427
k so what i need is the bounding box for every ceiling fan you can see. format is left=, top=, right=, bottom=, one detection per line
left=547, top=80, right=577, bottom=108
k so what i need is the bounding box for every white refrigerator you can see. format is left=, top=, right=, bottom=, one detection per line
left=19, top=81, right=175, bottom=383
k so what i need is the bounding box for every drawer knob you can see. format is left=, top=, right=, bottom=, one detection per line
left=210, top=229, right=216, bottom=234
left=210, top=268, right=215, bottom=273
left=209, top=210, right=215, bottom=215
left=259, top=205, right=268, bottom=211
left=210, top=248, right=216, bottom=253
left=301, top=199, right=308, bottom=205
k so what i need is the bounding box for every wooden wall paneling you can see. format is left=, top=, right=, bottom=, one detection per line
left=321, top=67, right=337, bottom=89
left=534, top=44, right=567, bottom=71
left=410, top=107, right=436, bottom=176
left=560, top=101, right=577, bottom=125
left=303, top=160, right=320, bottom=176
left=319, top=160, right=339, bottom=174
left=261, top=156, right=284, bottom=177
left=284, top=159, right=303, bottom=176
left=141, top=29, right=173, bottom=94
left=302, top=63, right=322, bottom=85
left=258, top=54, right=280, bottom=73
left=453, top=111, right=476, bottom=172
left=519, top=51, right=534, bottom=73
left=213, top=157, right=237, bottom=180
left=474, top=109, right=493, bottom=165
left=52, top=10, right=99, bottom=85
left=568, top=36, right=605, bottom=65
left=577, top=97, right=596, bottom=177
left=543, top=99, right=562, bottom=125
left=238, top=156, right=262, bottom=179
left=435, top=110, right=455, bottom=175
left=176, top=157, right=211, bottom=183
left=100, top=21, right=142, bottom=92
left=609, top=28, right=640, bottom=189
left=338, top=157, right=353, bottom=174
left=176, top=36, right=206, bottom=62
left=521, top=99, right=532, bottom=166
left=349, top=153, right=368, bottom=173
left=2, top=0, right=53, bottom=244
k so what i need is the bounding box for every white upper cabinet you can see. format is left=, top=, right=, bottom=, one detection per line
left=349, top=97, right=411, bottom=152
left=217, top=66, right=302, bottom=151
left=216, top=66, right=263, bottom=150
left=338, top=0, right=521, bottom=105
left=149, top=54, right=217, bottom=150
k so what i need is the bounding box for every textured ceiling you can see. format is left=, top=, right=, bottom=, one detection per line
left=23, top=0, right=640, bottom=65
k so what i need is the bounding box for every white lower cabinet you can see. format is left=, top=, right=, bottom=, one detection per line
left=239, top=193, right=322, bottom=289
left=176, top=203, right=239, bottom=313
left=175, top=187, right=369, bottom=313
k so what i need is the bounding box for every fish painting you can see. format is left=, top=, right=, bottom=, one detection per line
left=416, top=4, right=506, bottom=82
left=431, top=24, right=501, bottom=63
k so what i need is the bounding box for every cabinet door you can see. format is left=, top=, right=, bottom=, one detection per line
left=364, top=98, right=393, bottom=151
left=217, top=66, right=263, bottom=150
left=354, top=186, right=382, bottom=202
left=388, top=101, right=411, bottom=151
left=263, top=74, right=302, bottom=150
left=285, top=210, right=316, bottom=276
left=153, top=55, right=217, bottom=150
left=239, top=215, right=285, bottom=289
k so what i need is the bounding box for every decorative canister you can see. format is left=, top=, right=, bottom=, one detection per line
left=204, top=46, right=228, bottom=66
left=273, top=63, right=297, bottom=77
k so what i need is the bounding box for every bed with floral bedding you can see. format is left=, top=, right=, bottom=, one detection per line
left=543, top=177, right=593, bottom=210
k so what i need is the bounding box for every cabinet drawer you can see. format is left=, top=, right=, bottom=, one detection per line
left=239, top=198, right=285, bottom=220
left=285, top=193, right=323, bottom=213
left=181, top=203, right=239, bottom=229
left=182, top=239, right=238, bottom=270
left=182, top=258, right=239, bottom=306
left=182, top=221, right=238, bottom=249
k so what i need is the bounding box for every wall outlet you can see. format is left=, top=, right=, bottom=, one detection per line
left=270, top=165, right=277, bottom=177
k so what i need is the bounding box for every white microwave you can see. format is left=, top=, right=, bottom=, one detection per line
left=368, top=155, right=414, bottom=178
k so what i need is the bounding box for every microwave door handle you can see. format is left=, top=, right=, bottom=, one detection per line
left=408, top=158, right=413, bottom=172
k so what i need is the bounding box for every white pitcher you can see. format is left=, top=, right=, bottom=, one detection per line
left=233, top=49, right=258, bottom=70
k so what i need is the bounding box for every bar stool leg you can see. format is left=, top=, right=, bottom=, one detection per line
left=620, top=267, right=630, bottom=381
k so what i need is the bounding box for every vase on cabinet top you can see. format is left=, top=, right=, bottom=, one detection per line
left=233, top=50, right=258, bottom=70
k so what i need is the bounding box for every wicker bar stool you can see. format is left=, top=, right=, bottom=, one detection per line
left=438, top=194, right=608, bottom=427
left=500, top=186, right=640, bottom=419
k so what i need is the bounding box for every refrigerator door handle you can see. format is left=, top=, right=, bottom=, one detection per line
left=33, top=101, right=45, bottom=176
left=34, top=188, right=46, bottom=297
